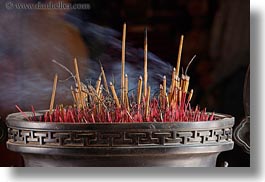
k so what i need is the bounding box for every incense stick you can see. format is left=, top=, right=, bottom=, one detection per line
left=162, top=76, right=167, bottom=109
left=15, top=105, right=30, bottom=121
left=176, top=35, right=184, bottom=78
left=187, top=89, right=193, bottom=103
left=169, top=68, right=176, bottom=103
left=110, top=82, right=121, bottom=108
left=121, top=23, right=126, bottom=104
left=125, top=74, right=128, bottom=94
left=144, top=27, right=148, bottom=97
left=125, top=74, right=130, bottom=111
left=159, top=84, right=163, bottom=106
left=74, top=58, right=84, bottom=108
left=182, top=75, right=190, bottom=93
left=98, top=85, right=103, bottom=112
left=174, top=77, right=179, bottom=103
left=49, top=74, right=58, bottom=113
left=166, top=93, right=169, bottom=108
left=163, top=75, right=167, bottom=97
left=137, top=76, right=143, bottom=105
left=178, top=89, right=182, bottom=106
left=100, top=62, right=110, bottom=94
left=70, top=86, right=77, bottom=104
left=145, top=85, right=151, bottom=117
left=95, top=74, right=102, bottom=94
left=170, top=67, right=176, bottom=92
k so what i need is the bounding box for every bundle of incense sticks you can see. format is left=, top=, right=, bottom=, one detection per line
left=16, top=24, right=216, bottom=123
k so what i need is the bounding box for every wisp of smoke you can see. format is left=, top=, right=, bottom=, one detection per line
left=65, top=14, right=173, bottom=93
left=0, top=7, right=173, bottom=118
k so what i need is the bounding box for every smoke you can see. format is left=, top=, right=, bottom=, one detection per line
left=0, top=8, right=89, bottom=116
left=65, top=14, right=173, bottom=93
left=0, top=5, right=173, bottom=118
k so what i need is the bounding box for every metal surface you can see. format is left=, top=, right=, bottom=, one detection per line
left=6, top=111, right=234, bottom=167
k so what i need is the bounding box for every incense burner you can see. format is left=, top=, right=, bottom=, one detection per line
left=6, top=111, right=234, bottom=167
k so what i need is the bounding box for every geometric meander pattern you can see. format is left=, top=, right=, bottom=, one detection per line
left=8, top=127, right=233, bottom=147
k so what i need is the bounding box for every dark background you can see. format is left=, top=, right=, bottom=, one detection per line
left=0, top=0, right=249, bottom=167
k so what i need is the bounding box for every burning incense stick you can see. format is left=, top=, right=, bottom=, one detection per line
left=121, top=23, right=126, bottom=104
left=74, top=58, right=84, bottom=108
left=144, top=28, right=148, bottom=97
left=49, top=74, right=58, bottom=113
left=95, top=74, right=102, bottom=94
left=174, top=77, right=179, bottom=103
left=125, top=74, right=128, bottom=94
left=162, top=76, right=167, bottom=109
left=98, top=85, right=103, bottom=112
left=176, top=35, right=184, bottom=78
left=100, top=62, right=110, bottom=94
left=145, top=86, right=151, bottom=117
left=176, top=77, right=180, bottom=89
left=163, top=75, right=167, bottom=97
left=125, top=74, right=130, bottom=111
left=180, top=74, right=190, bottom=93
left=110, top=82, right=121, bottom=108
left=169, top=68, right=176, bottom=103
left=170, top=67, right=176, bottom=92
left=73, top=88, right=80, bottom=107
left=187, top=89, right=193, bottom=103
left=178, top=89, right=182, bottom=106
left=81, top=84, right=88, bottom=106
left=165, top=93, right=169, bottom=108
left=159, top=84, right=163, bottom=106
left=137, top=76, right=143, bottom=105
left=70, top=86, right=77, bottom=104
